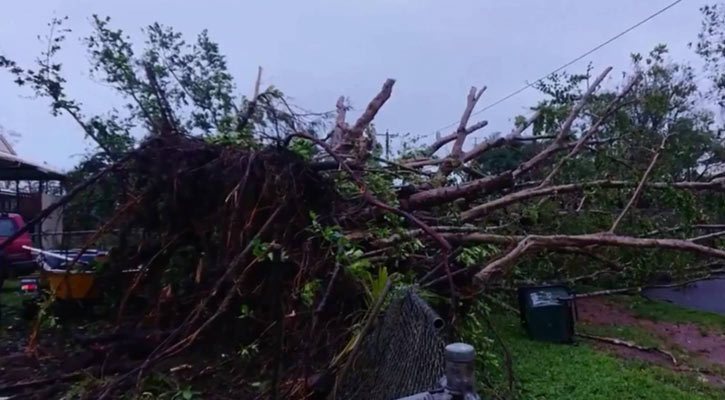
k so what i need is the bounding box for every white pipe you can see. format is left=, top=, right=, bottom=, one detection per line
left=22, top=245, right=89, bottom=265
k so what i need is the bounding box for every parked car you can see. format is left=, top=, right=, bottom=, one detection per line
left=0, top=212, right=34, bottom=288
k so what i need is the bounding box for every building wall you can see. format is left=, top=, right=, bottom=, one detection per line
left=40, top=193, right=63, bottom=248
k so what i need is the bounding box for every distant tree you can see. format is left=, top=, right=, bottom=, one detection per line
left=0, top=16, right=329, bottom=230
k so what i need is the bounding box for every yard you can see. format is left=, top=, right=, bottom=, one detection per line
left=467, top=296, right=725, bottom=400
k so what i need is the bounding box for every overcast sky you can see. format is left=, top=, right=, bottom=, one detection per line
left=0, top=0, right=714, bottom=171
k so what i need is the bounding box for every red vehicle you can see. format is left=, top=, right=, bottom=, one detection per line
left=0, top=213, right=34, bottom=287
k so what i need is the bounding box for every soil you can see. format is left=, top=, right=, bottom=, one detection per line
left=577, top=297, right=725, bottom=385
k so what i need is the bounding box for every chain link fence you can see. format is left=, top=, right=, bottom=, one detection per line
left=337, top=289, right=447, bottom=399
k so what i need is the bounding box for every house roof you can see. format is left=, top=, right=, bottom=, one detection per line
left=0, top=135, right=65, bottom=181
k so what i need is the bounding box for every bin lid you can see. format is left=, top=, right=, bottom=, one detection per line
left=521, top=286, right=571, bottom=308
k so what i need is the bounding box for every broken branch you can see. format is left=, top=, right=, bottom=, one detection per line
left=576, top=333, right=678, bottom=365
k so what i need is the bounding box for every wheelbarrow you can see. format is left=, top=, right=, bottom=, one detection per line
left=22, top=246, right=140, bottom=300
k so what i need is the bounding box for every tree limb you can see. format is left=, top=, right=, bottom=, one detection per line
left=477, top=238, right=534, bottom=282
left=461, top=178, right=725, bottom=222
left=538, top=73, right=640, bottom=187
left=450, top=86, right=487, bottom=158
left=576, top=333, right=678, bottom=365
left=610, top=134, right=668, bottom=233
left=513, top=67, right=612, bottom=179
left=406, top=172, right=513, bottom=209
left=421, top=232, right=725, bottom=283
left=331, top=79, right=395, bottom=160
left=462, top=110, right=541, bottom=163
left=688, top=230, right=725, bottom=243
left=426, top=120, right=489, bottom=157
left=350, top=79, right=395, bottom=136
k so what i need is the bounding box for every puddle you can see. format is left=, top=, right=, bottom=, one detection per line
left=643, top=276, right=725, bottom=316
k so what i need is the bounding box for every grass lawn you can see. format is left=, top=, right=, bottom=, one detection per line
left=0, top=279, right=23, bottom=313
left=464, top=309, right=725, bottom=400
left=611, top=295, right=725, bottom=332
left=1, top=279, right=23, bottom=324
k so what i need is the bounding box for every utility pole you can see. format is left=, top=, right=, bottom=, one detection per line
left=386, top=130, right=390, bottom=159
left=376, top=130, right=399, bottom=159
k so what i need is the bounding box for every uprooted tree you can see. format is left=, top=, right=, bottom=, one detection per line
left=3, top=9, right=725, bottom=399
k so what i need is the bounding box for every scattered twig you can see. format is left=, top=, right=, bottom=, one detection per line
left=0, top=372, right=82, bottom=393
left=688, top=229, right=725, bottom=243
left=574, top=287, right=640, bottom=298
left=576, top=332, right=678, bottom=365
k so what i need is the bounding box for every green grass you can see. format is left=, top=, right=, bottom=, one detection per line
left=463, top=310, right=725, bottom=400
left=1, top=279, right=23, bottom=317
left=1, top=279, right=26, bottom=337
left=611, top=295, right=725, bottom=332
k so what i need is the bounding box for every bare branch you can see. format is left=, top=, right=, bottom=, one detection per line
left=372, top=156, right=433, bottom=176
left=462, top=110, right=541, bottom=163
left=514, top=135, right=558, bottom=141
left=461, top=178, right=725, bottom=222
left=406, top=173, right=513, bottom=209
left=513, top=67, right=612, bottom=179
left=477, top=238, right=534, bottom=282
left=426, top=120, right=489, bottom=157
left=331, top=79, right=395, bottom=160
left=689, top=230, right=725, bottom=243
left=253, top=66, right=262, bottom=99
left=407, top=137, right=618, bottom=210
left=350, top=79, right=395, bottom=136
left=576, top=333, right=678, bottom=365
left=237, top=66, right=265, bottom=132
left=329, top=96, right=348, bottom=150
left=538, top=73, right=640, bottom=187
left=450, top=86, right=487, bottom=158
left=402, top=158, right=446, bottom=168
left=610, top=133, right=668, bottom=233
left=464, top=232, right=725, bottom=282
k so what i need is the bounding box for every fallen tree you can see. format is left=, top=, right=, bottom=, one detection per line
left=2, top=16, right=725, bottom=400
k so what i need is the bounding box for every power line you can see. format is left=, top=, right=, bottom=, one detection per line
left=431, top=0, right=684, bottom=135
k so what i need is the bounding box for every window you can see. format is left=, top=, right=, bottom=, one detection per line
left=0, top=218, right=17, bottom=237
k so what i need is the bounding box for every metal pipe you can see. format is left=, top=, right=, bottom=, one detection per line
left=22, top=245, right=89, bottom=265
left=409, top=291, right=445, bottom=330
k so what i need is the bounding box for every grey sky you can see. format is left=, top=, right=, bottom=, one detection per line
left=0, top=0, right=712, bottom=170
